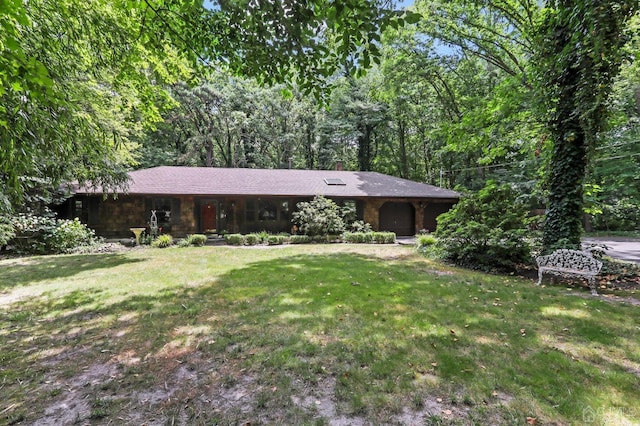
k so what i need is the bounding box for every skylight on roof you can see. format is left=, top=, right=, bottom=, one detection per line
left=324, top=178, right=346, bottom=186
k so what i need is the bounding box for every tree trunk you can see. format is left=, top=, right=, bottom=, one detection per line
left=543, top=127, right=586, bottom=250
left=304, top=118, right=315, bottom=169
left=536, top=0, right=637, bottom=251
left=358, top=125, right=372, bottom=171
left=398, top=119, right=408, bottom=178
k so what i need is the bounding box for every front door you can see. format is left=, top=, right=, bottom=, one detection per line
left=201, top=202, right=217, bottom=233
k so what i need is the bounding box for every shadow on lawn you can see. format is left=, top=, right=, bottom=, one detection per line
left=2, top=251, right=639, bottom=425
left=0, top=253, right=144, bottom=289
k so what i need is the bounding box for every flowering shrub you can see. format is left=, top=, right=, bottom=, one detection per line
left=47, top=218, right=96, bottom=253
left=292, top=196, right=345, bottom=237
left=10, top=214, right=95, bottom=254
left=348, top=220, right=372, bottom=233
left=0, top=216, right=15, bottom=247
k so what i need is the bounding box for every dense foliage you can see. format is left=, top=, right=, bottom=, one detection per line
left=435, top=182, right=533, bottom=271
left=1, top=0, right=416, bottom=212
left=291, top=196, right=346, bottom=237
left=0, top=216, right=15, bottom=247
left=534, top=0, right=639, bottom=250
left=8, top=214, right=95, bottom=254
left=2, top=0, right=638, bottom=252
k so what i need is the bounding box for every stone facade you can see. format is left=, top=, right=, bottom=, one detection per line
left=65, top=195, right=455, bottom=237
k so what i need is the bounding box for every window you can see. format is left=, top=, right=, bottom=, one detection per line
left=258, top=199, right=277, bottom=221
left=74, top=199, right=91, bottom=225
left=152, top=198, right=173, bottom=228
left=245, top=198, right=290, bottom=223
left=246, top=199, right=257, bottom=222
left=279, top=201, right=290, bottom=221
left=324, top=178, right=346, bottom=186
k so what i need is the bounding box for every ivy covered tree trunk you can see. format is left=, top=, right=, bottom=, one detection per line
left=544, top=119, right=587, bottom=250
left=536, top=0, right=638, bottom=251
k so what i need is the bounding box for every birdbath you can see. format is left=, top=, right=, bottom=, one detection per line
left=130, top=227, right=146, bottom=246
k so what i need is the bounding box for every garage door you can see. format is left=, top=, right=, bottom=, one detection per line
left=423, top=203, right=455, bottom=233
left=379, top=202, right=415, bottom=236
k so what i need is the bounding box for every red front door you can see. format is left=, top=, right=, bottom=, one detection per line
left=202, top=203, right=217, bottom=232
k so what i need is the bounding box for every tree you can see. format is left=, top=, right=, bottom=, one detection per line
left=140, top=73, right=321, bottom=170
left=0, top=0, right=192, bottom=212
left=534, top=0, right=638, bottom=250
left=1, top=0, right=417, bottom=212
left=412, top=0, right=638, bottom=250
left=378, top=8, right=542, bottom=192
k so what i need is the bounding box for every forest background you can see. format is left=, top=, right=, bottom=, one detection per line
left=1, top=0, right=639, bottom=236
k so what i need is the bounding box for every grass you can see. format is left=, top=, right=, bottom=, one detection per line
left=1, top=244, right=639, bottom=425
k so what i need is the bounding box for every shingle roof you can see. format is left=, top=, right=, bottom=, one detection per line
left=74, top=166, right=460, bottom=199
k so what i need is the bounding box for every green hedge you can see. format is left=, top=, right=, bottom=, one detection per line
left=267, top=235, right=287, bottom=245
left=343, top=232, right=395, bottom=244
left=244, top=233, right=262, bottom=246
left=225, top=234, right=244, bottom=245
left=289, top=235, right=311, bottom=244
left=186, top=234, right=207, bottom=246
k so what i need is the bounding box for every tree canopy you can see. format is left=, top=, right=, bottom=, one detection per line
left=2, top=0, right=638, bottom=251
left=0, top=0, right=416, bottom=212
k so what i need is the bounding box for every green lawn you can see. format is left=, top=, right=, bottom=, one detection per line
left=1, top=245, right=639, bottom=425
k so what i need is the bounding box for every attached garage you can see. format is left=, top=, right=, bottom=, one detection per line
left=65, top=167, right=459, bottom=237
left=379, top=202, right=415, bottom=236
left=423, top=202, right=456, bottom=233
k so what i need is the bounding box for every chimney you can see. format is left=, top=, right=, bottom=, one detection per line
left=335, top=161, right=343, bottom=171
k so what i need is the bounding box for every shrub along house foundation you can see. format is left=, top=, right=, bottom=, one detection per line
left=59, top=166, right=459, bottom=237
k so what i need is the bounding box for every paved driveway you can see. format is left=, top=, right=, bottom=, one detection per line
left=582, top=237, right=640, bottom=264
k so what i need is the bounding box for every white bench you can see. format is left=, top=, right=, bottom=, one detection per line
left=536, top=249, right=603, bottom=295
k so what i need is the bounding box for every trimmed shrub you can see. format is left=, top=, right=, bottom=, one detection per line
left=292, top=195, right=345, bottom=237
left=344, top=232, right=366, bottom=243
left=177, top=238, right=192, bottom=248
left=151, top=234, right=173, bottom=248
left=435, top=181, right=533, bottom=272
left=225, top=234, right=244, bottom=246
left=267, top=235, right=286, bottom=245
left=244, top=233, right=262, bottom=246
left=186, top=234, right=208, bottom=246
left=344, top=232, right=394, bottom=244
left=289, top=235, right=311, bottom=244
left=372, top=232, right=396, bottom=244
